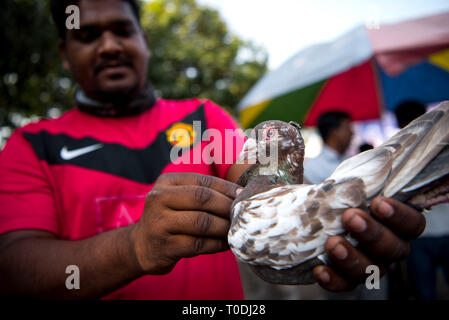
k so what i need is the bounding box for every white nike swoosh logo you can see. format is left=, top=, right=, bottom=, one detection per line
left=60, top=144, right=103, bottom=160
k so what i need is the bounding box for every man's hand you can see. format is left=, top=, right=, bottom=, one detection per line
left=313, top=196, right=426, bottom=291
left=131, top=173, right=242, bottom=275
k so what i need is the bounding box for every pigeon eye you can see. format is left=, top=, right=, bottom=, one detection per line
left=265, top=128, right=276, bottom=140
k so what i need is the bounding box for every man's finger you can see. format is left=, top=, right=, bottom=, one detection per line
left=313, top=265, right=358, bottom=292
left=370, top=196, right=426, bottom=240
left=152, top=185, right=234, bottom=218
left=170, top=235, right=229, bottom=258
left=157, top=173, right=242, bottom=199
left=169, top=210, right=230, bottom=238
left=342, top=208, right=411, bottom=262
left=324, top=236, right=376, bottom=279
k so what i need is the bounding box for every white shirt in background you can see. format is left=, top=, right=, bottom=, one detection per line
left=421, top=203, right=449, bottom=237
left=303, top=145, right=346, bottom=184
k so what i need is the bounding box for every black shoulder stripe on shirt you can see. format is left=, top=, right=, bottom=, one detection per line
left=22, top=104, right=207, bottom=184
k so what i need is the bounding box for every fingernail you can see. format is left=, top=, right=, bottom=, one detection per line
left=348, top=214, right=367, bottom=233
left=331, top=244, right=348, bottom=260
left=236, top=188, right=243, bottom=195
left=318, top=270, right=330, bottom=284
left=378, top=199, right=394, bottom=218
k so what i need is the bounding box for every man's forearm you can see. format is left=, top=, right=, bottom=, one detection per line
left=0, top=225, right=144, bottom=299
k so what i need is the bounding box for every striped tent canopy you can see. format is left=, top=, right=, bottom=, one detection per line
left=237, top=12, right=449, bottom=128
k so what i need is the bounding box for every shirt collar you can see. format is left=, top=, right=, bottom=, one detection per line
left=322, top=145, right=345, bottom=162
left=75, top=82, right=156, bottom=117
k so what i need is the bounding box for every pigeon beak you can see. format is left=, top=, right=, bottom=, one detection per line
left=237, top=138, right=258, bottom=164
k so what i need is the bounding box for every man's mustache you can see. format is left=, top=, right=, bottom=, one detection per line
left=94, top=57, right=133, bottom=74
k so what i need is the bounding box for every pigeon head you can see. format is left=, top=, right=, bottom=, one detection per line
left=237, top=120, right=305, bottom=185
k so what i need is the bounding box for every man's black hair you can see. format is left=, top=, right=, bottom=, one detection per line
left=394, top=100, right=427, bottom=129
left=359, top=143, right=373, bottom=153
left=317, top=110, right=351, bottom=142
left=50, top=0, right=142, bottom=40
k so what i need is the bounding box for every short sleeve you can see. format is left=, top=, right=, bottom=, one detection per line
left=203, top=101, right=246, bottom=179
left=0, top=129, right=59, bottom=235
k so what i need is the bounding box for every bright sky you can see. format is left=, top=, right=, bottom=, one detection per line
left=195, top=0, right=449, bottom=158
left=198, top=0, right=449, bottom=69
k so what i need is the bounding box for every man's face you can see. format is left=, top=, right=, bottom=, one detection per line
left=60, top=0, right=150, bottom=102
left=335, top=118, right=353, bottom=153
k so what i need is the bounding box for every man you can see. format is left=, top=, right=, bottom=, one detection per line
left=304, top=111, right=352, bottom=184
left=0, top=0, right=425, bottom=299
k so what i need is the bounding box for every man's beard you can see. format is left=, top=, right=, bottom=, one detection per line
left=75, top=82, right=157, bottom=117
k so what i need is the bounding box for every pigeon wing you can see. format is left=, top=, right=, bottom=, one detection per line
left=383, top=101, right=449, bottom=198
left=229, top=178, right=366, bottom=269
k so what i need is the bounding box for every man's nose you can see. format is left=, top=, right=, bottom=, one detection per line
left=97, top=31, right=123, bottom=57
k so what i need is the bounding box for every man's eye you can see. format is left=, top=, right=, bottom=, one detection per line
left=74, top=29, right=101, bottom=43
left=113, top=25, right=136, bottom=37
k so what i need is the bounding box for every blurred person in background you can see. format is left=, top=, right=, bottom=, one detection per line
left=304, top=111, right=353, bottom=184
left=394, top=101, right=427, bottom=129
left=359, top=142, right=374, bottom=153
left=395, top=100, right=449, bottom=300
left=304, top=111, right=389, bottom=300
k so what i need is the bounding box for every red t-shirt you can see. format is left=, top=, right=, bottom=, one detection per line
left=0, top=98, right=245, bottom=299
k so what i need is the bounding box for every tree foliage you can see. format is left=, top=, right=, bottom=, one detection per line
left=0, top=0, right=75, bottom=128
left=0, top=0, right=268, bottom=128
left=143, top=0, right=268, bottom=113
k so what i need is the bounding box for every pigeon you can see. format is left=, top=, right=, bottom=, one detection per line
left=228, top=101, right=449, bottom=285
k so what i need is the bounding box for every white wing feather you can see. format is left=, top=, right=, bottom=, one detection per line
left=229, top=179, right=365, bottom=269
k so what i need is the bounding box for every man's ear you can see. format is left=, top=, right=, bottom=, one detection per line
left=58, top=39, right=71, bottom=71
